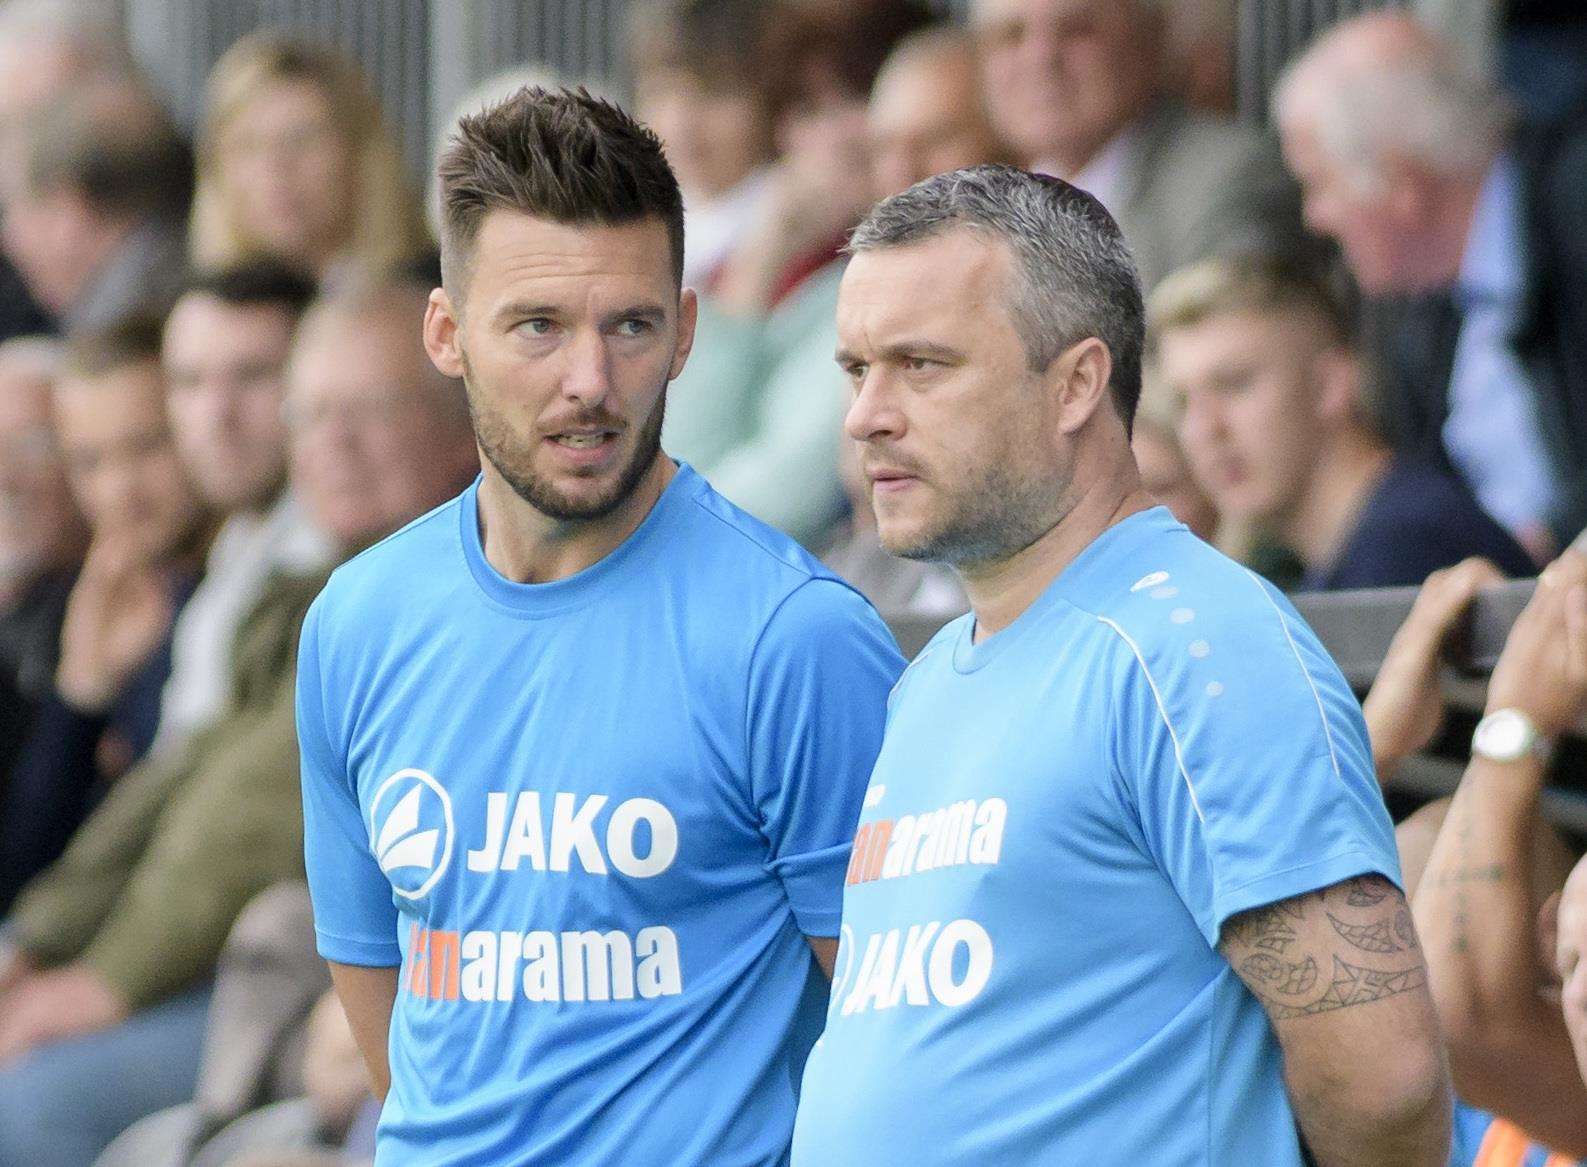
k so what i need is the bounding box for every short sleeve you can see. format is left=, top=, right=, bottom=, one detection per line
left=746, top=579, right=905, bottom=936
left=1107, top=578, right=1401, bottom=948
left=298, top=597, right=401, bottom=966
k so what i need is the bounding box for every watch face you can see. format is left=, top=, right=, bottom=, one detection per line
left=1477, top=710, right=1531, bottom=760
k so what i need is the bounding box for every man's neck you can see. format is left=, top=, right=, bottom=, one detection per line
left=477, top=455, right=675, bottom=585
left=960, top=458, right=1154, bottom=641
left=1276, top=432, right=1392, bottom=572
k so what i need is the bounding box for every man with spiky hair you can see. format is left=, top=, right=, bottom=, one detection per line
left=297, top=87, right=901, bottom=1164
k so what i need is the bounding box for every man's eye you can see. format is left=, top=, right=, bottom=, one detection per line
left=518, top=318, right=554, bottom=336
left=904, top=357, right=937, bottom=372
left=615, top=319, right=653, bottom=337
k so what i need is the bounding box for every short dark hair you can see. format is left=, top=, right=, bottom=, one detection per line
left=627, top=0, right=776, bottom=95
left=437, top=86, right=685, bottom=296
left=177, top=261, right=318, bottom=322
left=61, top=314, right=166, bottom=381
left=22, top=86, right=192, bottom=222
left=849, top=165, right=1145, bottom=436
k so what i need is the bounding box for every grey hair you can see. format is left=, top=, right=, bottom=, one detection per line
left=1273, top=23, right=1508, bottom=181
left=847, top=164, right=1144, bottom=434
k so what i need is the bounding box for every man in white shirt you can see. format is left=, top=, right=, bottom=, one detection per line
left=154, top=263, right=334, bottom=758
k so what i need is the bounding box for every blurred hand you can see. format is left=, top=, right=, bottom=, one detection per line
left=0, top=964, right=127, bottom=1064
left=1363, top=558, right=1501, bottom=782
left=1487, top=550, right=1587, bottom=738
left=55, top=538, right=173, bottom=714
left=303, top=988, right=370, bottom=1133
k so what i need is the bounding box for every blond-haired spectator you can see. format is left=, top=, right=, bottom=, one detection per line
left=1149, top=253, right=1534, bottom=590
left=190, top=33, right=429, bottom=278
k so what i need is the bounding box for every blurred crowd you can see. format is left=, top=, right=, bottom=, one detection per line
left=0, top=0, right=1584, bottom=1163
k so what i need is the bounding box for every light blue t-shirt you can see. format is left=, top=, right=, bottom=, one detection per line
left=298, top=464, right=904, bottom=1166
left=791, top=507, right=1400, bottom=1166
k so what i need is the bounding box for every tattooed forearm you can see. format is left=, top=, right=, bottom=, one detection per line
left=1222, top=876, right=1429, bottom=1021
left=1428, top=865, right=1506, bottom=887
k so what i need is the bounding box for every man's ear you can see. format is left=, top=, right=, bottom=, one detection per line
left=1050, top=336, right=1115, bottom=436
left=669, top=287, right=699, bottom=382
left=1312, top=345, right=1361, bottom=427
left=424, top=288, right=465, bottom=379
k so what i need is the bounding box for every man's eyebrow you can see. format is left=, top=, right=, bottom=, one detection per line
left=489, top=302, right=670, bottom=325
left=834, top=340, right=966, bottom=367
left=492, top=301, right=562, bottom=323
left=878, top=340, right=966, bottom=363
left=601, top=304, right=668, bottom=326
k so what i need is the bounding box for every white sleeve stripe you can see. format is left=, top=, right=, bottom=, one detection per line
left=1096, top=615, right=1206, bottom=824
left=1242, top=569, right=1342, bottom=783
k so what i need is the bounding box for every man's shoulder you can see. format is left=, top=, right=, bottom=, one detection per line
left=1076, top=526, right=1322, bottom=694
left=679, top=472, right=859, bottom=600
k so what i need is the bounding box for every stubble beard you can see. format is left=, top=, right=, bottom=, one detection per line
left=463, top=353, right=668, bottom=524
left=883, top=451, right=1069, bottom=571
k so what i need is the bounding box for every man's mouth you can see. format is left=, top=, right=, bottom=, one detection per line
left=550, top=432, right=614, bottom=449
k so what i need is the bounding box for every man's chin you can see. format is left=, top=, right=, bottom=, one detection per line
left=876, top=522, right=943, bottom=563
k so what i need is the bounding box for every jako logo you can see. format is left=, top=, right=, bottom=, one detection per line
left=369, top=768, right=455, bottom=900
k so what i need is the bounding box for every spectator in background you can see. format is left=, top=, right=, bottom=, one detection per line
left=190, top=32, right=429, bottom=279
left=866, top=26, right=1012, bottom=200
left=0, top=267, right=478, bottom=1167
left=0, top=0, right=133, bottom=341
left=99, top=272, right=481, bottom=1167
left=662, top=0, right=935, bottom=547
left=153, top=264, right=331, bottom=762
left=1150, top=253, right=1534, bottom=590
left=0, top=318, right=206, bottom=913
left=0, top=337, right=86, bottom=801
left=1130, top=414, right=1218, bottom=543
left=971, top=0, right=1303, bottom=291
left=628, top=0, right=778, bottom=289
left=1274, top=13, right=1587, bottom=559
left=0, top=80, right=191, bottom=334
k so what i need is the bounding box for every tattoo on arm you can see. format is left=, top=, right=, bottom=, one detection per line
left=1221, top=876, right=1428, bottom=1021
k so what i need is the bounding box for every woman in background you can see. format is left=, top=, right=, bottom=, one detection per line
left=190, top=33, right=428, bottom=278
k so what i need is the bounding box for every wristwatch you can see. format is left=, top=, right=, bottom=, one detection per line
left=1471, top=708, right=1553, bottom=764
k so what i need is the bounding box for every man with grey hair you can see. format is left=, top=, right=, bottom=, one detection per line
left=970, top=0, right=1303, bottom=292
left=1275, top=11, right=1587, bottom=559
left=790, top=165, right=1451, bottom=1166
